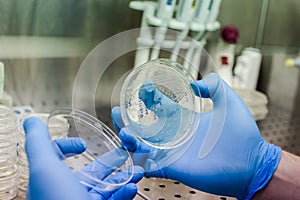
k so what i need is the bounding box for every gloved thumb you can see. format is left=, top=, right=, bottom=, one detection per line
left=53, top=138, right=87, bottom=160
left=191, top=73, right=226, bottom=103
left=111, top=106, right=125, bottom=132
left=24, top=117, right=57, bottom=165
left=108, top=183, right=137, bottom=200
left=191, top=73, right=228, bottom=158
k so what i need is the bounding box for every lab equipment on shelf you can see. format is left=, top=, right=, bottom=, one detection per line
left=0, top=105, right=19, bottom=200
left=285, top=56, right=300, bottom=68
left=129, top=0, right=222, bottom=79
left=233, top=47, right=262, bottom=90
left=212, top=25, right=239, bottom=86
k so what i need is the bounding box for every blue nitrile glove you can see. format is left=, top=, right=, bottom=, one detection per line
left=112, top=73, right=282, bottom=200
left=24, top=117, right=144, bottom=200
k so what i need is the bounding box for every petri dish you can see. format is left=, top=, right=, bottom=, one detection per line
left=0, top=146, right=17, bottom=160
left=0, top=169, right=19, bottom=200
left=0, top=164, right=18, bottom=179
left=0, top=105, right=15, bottom=120
left=120, top=59, right=201, bottom=149
left=0, top=133, right=18, bottom=148
left=48, top=109, right=134, bottom=192
left=21, top=113, right=69, bottom=140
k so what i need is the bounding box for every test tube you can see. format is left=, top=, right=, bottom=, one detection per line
left=193, top=0, right=213, bottom=24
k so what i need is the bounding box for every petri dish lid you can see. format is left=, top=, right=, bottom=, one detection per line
left=120, top=59, right=201, bottom=149
left=47, top=109, right=134, bottom=191
left=0, top=105, right=15, bottom=119
left=22, top=113, right=69, bottom=131
left=21, top=113, right=69, bottom=139
left=0, top=106, right=17, bottom=133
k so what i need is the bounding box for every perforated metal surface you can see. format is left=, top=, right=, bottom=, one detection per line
left=61, top=153, right=235, bottom=200
left=57, top=125, right=236, bottom=200
left=258, top=106, right=300, bottom=156
left=135, top=178, right=234, bottom=200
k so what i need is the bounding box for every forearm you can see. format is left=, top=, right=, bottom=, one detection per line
left=253, top=151, right=300, bottom=200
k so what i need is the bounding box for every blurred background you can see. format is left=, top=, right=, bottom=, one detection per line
left=0, top=0, right=299, bottom=199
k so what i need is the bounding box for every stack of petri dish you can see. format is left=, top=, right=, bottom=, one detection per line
left=18, top=113, right=69, bottom=191
left=0, top=105, right=19, bottom=200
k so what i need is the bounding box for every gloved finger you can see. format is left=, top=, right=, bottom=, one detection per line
left=143, top=159, right=164, bottom=178
left=190, top=73, right=225, bottom=100
left=88, top=166, right=142, bottom=200
left=129, top=166, right=144, bottom=183
left=119, top=128, right=139, bottom=152
left=77, top=148, right=129, bottom=181
left=103, top=166, right=144, bottom=184
left=89, top=183, right=138, bottom=200
left=138, top=81, right=180, bottom=117
left=52, top=138, right=87, bottom=160
left=24, top=117, right=57, bottom=164
left=108, top=183, right=138, bottom=200
left=90, top=166, right=142, bottom=198
left=111, top=106, right=125, bottom=132
left=120, top=127, right=151, bottom=157
left=120, top=128, right=152, bottom=166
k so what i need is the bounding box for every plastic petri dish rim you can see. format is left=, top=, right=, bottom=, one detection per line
left=120, top=59, right=201, bottom=149
left=47, top=109, right=134, bottom=191
left=21, top=113, right=69, bottom=139
left=0, top=105, right=15, bottom=120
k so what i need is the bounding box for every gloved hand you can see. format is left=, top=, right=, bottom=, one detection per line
left=112, top=73, right=281, bottom=200
left=24, top=117, right=144, bottom=200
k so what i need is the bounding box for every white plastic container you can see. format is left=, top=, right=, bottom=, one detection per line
left=234, top=48, right=262, bottom=90
left=213, top=25, right=239, bottom=86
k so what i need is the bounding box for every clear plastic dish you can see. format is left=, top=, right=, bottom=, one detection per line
left=0, top=133, right=18, bottom=148
left=0, top=146, right=17, bottom=160
left=0, top=158, right=18, bottom=171
left=120, top=59, right=201, bottom=149
left=0, top=183, right=18, bottom=200
left=0, top=172, right=18, bottom=200
left=0, top=120, right=18, bottom=135
left=0, top=106, right=15, bottom=120
left=48, top=109, right=134, bottom=192
left=21, top=113, right=69, bottom=140
left=0, top=164, right=18, bottom=179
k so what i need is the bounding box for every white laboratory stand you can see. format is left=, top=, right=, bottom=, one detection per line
left=129, top=1, right=221, bottom=79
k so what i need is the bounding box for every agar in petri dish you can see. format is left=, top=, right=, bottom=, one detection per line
left=120, top=59, right=201, bottom=149
left=47, top=109, right=134, bottom=192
